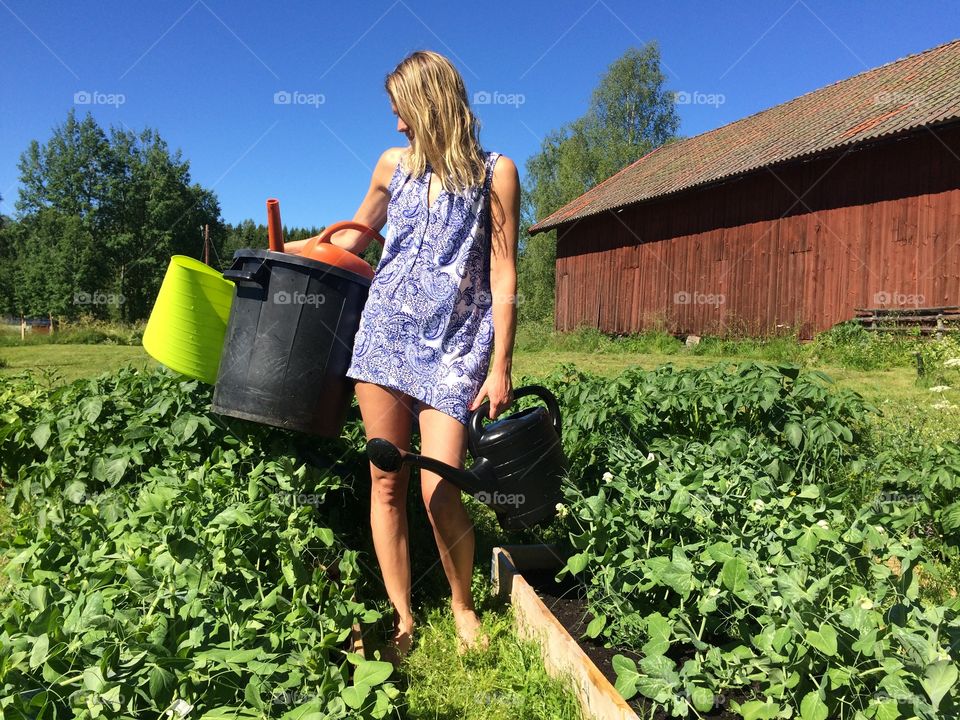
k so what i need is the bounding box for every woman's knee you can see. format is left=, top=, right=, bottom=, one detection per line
left=371, top=465, right=410, bottom=508
left=421, top=476, right=467, bottom=528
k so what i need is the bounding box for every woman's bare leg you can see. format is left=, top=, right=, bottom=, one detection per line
left=416, top=406, right=486, bottom=647
left=353, top=381, right=417, bottom=655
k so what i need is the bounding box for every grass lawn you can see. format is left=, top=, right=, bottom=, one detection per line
left=4, top=343, right=957, bottom=438
left=0, top=344, right=154, bottom=384
left=398, top=604, right=583, bottom=719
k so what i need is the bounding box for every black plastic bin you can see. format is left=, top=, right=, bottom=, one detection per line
left=211, top=248, right=370, bottom=437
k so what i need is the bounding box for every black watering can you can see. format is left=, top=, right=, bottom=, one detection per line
left=365, top=385, right=568, bottom=531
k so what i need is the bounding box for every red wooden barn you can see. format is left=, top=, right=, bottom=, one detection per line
left=528, top=40, right=960, bottom=339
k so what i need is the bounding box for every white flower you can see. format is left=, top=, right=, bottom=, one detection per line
left=602, top=471, right=614, bottom=483
left=765, top=565, right=775, bottom=575
left=874, top=525, right=887, bottom=534
left=943, top=358, right=960, bottom=368
left=858, top=596, right=874, bottom=610
left=168, top=700, right=194, bottom=718
left=555, top=503, right=569, bottom=519
left=930, top=385, right=951, bottom=393
left=936, top=648, right=952, bottom=662
left=932, top=401, right=956, bottom=410
left=646, top=452, right=655, bottom=462
left=817, top=519, right=830, bottom=529
left=752, top=498, right=766, bottom=512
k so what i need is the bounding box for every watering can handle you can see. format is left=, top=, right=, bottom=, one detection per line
left=468, top=384, right=563, bottom=457
left=300, top=221, right=386, bottom=258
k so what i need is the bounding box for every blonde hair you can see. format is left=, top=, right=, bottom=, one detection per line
left=386, top=50, right=486, bottom=193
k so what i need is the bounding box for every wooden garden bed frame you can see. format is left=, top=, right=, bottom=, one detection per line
left=491, top=544, right=640, bottom=720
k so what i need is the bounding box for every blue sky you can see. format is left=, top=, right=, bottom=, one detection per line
left=1, top=1, right=957, bottom=229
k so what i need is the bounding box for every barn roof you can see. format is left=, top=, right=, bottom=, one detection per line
left=529, top=38, right=960, bottom=234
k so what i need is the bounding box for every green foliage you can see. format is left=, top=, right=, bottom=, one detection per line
left=688, top=335, right=805, bottom=364
left=0, top=210, right=13, bottom=315
left=519, top=43, right=680, bottom=323
left=5, top=111, right=349, bottom=323
left=914, top=334, right=960, bottom=388
left=532, top=362, right=960, bottom=718
left=12, top=110, right=221, bottom=321
left=0, top=368, right=400, bottom=718
left=401, top=606, right=582, bottom=720
left=804, top=322, right=919, bottom=371
left=515, top=231, right=557, bottom=325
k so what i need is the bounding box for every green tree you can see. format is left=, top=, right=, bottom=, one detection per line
left=10, top=209, right=103, bottom=318
left=0, top=197, right=15, bottom=317
left=215, top=222, right=324, bottom=269
left=519, top=42, right=680, bottom=323
left=13, top=110, right=222, bottom=320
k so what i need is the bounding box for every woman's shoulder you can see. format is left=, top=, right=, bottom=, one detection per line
left=483, top=148, right=514, bottom=169
left=383, top=146, right=408, bottom=166
left=486, top=151, right=518, bottom=185
left=375, top=147, right=409, bottom=191
left=377, top=146, right=408, bottom=175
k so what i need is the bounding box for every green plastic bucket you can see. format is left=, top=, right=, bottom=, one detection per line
left=142, top=255, right=235, bottom=384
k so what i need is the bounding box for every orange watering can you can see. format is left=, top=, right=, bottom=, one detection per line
left=265, top=198, right=385, bottom=281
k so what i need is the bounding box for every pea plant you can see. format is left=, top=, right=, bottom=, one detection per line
left=0, top=368, right=399, bottom=719
left=533, top=363, right=960, bottom=720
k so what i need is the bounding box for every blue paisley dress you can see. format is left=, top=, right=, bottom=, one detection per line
left=345, top=149, right=502, bottom=425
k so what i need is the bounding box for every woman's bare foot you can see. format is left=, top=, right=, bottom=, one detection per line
left=452, top=605, right=490, bottom=654
left=382, top=616, right=416, bottom=668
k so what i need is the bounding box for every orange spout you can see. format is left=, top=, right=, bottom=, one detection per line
left=267, top=198, right=284, bottom=252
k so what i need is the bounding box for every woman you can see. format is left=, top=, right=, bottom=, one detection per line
left=328, top=50, right=520, bottom=665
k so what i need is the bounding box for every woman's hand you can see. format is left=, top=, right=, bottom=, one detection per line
left=469, top=370, right=514, bottom=420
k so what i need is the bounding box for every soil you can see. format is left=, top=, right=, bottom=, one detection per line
left=520, top=568, right=746, bottom=719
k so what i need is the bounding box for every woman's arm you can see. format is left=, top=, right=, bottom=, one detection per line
left=328, top=147, right=405, bottom=253
left=469, top=154, right=521, bottom=419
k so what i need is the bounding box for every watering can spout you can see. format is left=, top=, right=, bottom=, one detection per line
left=366, top=438, right=499, bottom=500
left=267, top=198, right=284, bottom=252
